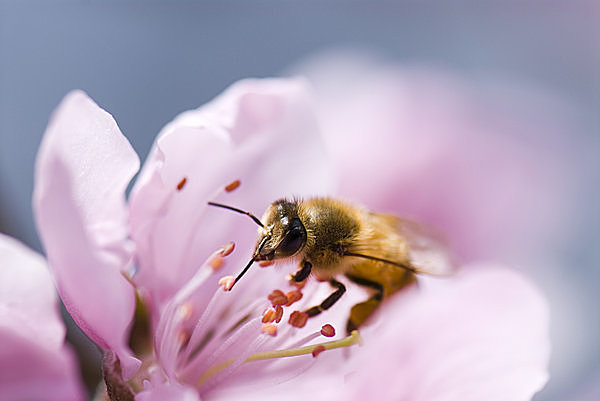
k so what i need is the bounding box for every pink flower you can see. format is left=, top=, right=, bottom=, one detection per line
left=33, top=77, right=550, bottom=400
left=295, top=53, right=575, bottom=263
left=0, top=233, right=84, bottom=401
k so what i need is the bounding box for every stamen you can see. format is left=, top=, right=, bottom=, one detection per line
left=259, top=260, right=274, bottom=268
left=268, top=290, right=288, bottom=306
left=218, top=276, right=235, bottom=291
left=287, top=277, right=306, bottom=290
left=274, top=305, right=283, bottom=323
left=261, top=324, right=278, bottom=337
left=311, top=345, right=326, bottom=358
left=247, top=330, right=362, bottom=361
left=176, top=329, right=192, bottom=349
left=209, top=256, right=224, bottom=271
left=320, top=324, right=335, bottom=337
left=288, top=311, right=308, bottom=328
left=262, top=308, right=277, bottom=323
left=285, top=290, right=303, bottom=306
left=220, top=241, right=235, bottom=257
left=225, top=179, right=241, bottom=192
left=176, top=302, right=194, bottom=321
left=177, top=177, right=187, bottom=191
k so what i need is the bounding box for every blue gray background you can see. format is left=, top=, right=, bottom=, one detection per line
left=1, top=2, right=598, bottom=400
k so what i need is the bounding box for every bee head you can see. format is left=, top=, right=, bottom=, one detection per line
left=255, top=199, right=307, bottom=261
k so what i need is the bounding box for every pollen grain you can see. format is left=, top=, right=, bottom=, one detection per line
left=225, top=179, right=241, bottom=193
left=311, top=345, right=326, bottom=358
left=176, top=177, right=187, bottom=191
left=320, top=324, right=336, bottom=337
left=268, top=289, right=288, bottom=306
left=289, top=311, right=308, bottom=328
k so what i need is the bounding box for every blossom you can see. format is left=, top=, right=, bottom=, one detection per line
left=295, top=52, right=574, bottom=263
left=0, top=233, right=84, bottom=401
left=33, top=76, right=550, bottom=400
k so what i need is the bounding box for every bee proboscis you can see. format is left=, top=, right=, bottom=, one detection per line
left=208, top=197, right=452, bottom=333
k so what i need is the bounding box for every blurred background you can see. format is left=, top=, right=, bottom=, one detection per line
left=0, top=2, right=598, bottom=400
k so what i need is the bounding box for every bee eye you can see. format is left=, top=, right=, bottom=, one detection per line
left=277, top=219, right=306, bottom=257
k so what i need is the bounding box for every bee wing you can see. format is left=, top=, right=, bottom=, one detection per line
left=374, top=213, right=457, bottom=276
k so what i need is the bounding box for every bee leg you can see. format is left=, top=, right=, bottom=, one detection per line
left=345, top=275, right=384, bottom=334
left=291, top=261, right=312, bottom=282
left=304, top=279, right=346, bottom=317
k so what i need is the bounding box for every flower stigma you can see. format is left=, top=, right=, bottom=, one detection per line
left=195, top=330, right=362, bottom=386
left=320, top=324, right=336, bottom=337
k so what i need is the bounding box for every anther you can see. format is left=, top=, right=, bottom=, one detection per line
left=220, top=241, right=235, bottom=257
left=177, top=177, right=187, bottom=191
left=320, top=324, right=336, bottom=337
left=176, top=302, right=194, bottom=321
left=218, top=276, right=236, bottom=291
left=289, top=278, right=306, bottom=290
left=261, top=324, right=277, bottom=337
left=311, top=345, right=326, bottom=358
left=268, top=290, right=288, bottom=306
left=274, top=305, right=283, bottom=323
left=285, top=290, right=303, bottom=306
left=225, top=179, right=241, bottom=193
left=262, top=308, right=277, bottom=324
left=209, top=256, right=224, bottom=271
left=289, top=311, right=308, bottom=328
left=176, top=329, right=192, bottom=349
left=259, top=260, right=274, bottom=268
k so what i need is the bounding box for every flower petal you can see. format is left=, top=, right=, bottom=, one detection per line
left=206, top=268, right=549, bottom=401
left=0, top=233, right=64, bottom=347
left=297, top=53, right=574, bottom=261
left=0, top=234, right=84, bottom=401
left=344, top=267, right=550, bottom=401
left=135, top=381, right=200, bottom=401
left=129, top=78, right=334, bottom=307
left=33, top=90, right=141, bottom=379
left=0, top=329, right=84, bottom=401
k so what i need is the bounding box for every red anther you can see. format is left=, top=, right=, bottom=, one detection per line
left=268, top=290, right=288, bottom=306
left=285, top=290, right=303, bottom=306
left=258, top=260, right=274, bottom=268
left=262, top=308, right=276, bottom=323
left=289, top=311, right=308, bottom=328
left=225, top=179, right=241, bottom=192
left=177, top=330, right=192, bottom=348
left=218, top=276, right=235, bottom=291
left=312, top=345, right=326, bottom=358
left=320, top=324, right=336, bottom=337
left=261, top=324, right=277, bottom=337
left=220, top=241, right=235, bottom=257
left=274, top=305, right=283, bottom=323
left=209, top=256, right=224, bottom=271
left=290, top=279, right=306, bottom=290
left=176, top=177, right=187, bottom=191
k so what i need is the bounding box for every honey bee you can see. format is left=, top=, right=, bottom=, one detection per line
left=209, top=197, right=452, bottom=334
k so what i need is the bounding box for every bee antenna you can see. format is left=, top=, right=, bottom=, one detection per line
left=207, top=202, right=265, bottom=228
left=228, top=236, right=269, bottom=290
left=228, top=257, right=255, bottom=290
